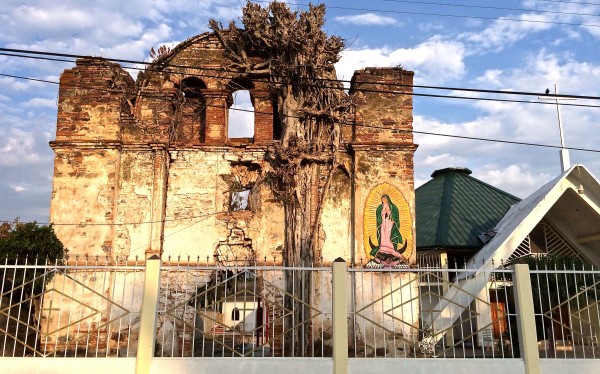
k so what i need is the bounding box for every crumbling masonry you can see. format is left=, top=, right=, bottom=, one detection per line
left=50, top=32, right=417, bottom=266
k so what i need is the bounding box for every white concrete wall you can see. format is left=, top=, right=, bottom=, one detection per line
left=349, top=358, right=523, bottom=374
left=9, top=357, right=600, bottom=374
left=539, top=359, right=599, bottom=373
left=3, top=356, right=600, bottom=373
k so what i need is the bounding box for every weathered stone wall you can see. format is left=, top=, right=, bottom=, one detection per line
left=160, top=148, right=285, bottom=262
left=50, top=146, right=121, bottom=256
left=50, top=34, right=284, bottom=260
left=320, top=168, right=353, bottom=262
left=50, top=34, right=416, bottom=264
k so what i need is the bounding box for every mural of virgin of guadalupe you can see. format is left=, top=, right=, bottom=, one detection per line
left=368, top=194, right=408, bottom=268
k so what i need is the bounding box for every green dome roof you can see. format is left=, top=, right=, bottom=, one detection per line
left=416, top=167, right=520, bottom=250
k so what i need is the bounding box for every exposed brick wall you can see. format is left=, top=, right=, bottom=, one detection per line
left=204, top=92, right=228, bottom=144
left=350, top=67, right=414, bottom=145
left=253, top=93, right=275, bottom=142
left=349, top=67, right=417, bottom=266
left=57, top=58, right=134, bottom=142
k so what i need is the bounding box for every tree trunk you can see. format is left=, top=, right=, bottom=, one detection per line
left=208, top=2, right=347, bottom=356
left=282, top=162, right=319, bottom=356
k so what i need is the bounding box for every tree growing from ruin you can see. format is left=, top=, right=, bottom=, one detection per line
left=210, top=1, right=351, bottom=354
left=210, top=1, right=349, bottom=266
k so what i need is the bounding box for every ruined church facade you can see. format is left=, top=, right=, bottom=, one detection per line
left=41, top=32, right=421, bottom=356
left=49, top=32, right=417, bottom=267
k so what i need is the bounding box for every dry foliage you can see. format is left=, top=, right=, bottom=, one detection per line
left=148, top=45, right=173, bottom=62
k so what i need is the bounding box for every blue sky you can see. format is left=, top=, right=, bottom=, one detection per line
left=1, top=0, right=600, bottom=223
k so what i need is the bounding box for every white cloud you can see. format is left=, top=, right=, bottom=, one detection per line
left=337, top=37, right=466, bottom=84
left=0, top=0, right=244, bottom=60
left=473, top=69, right=504, bottom=87
left=413, top=46, right=600, bottom=197
left=23, top=97, right=56, bottom=108
left=99, top=23, right=173, bottom=61
left=475, top=164, right=552, bottom=198
left=460, top=14, right=552, bottom=53
left=417, top=22, right=444, bottom=32
left=0, top=77, right=32, bottom=91
left=420, top=153, right=467, bottom=167
left=335, top=13, right=396, bottom=26
left=0, top=128, right=49, bottom=166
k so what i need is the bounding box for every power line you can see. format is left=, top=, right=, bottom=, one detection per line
left=260, top=0, right=600, bottom=27
left=4, top=61, right=600, bottom=117
left=3, top=48, right=600, bottom=102
left=3, top=71, right=600, bottom=155
left=367, top=125, right=600, bottom=153
left=2, top=60, right=600, bottom=179
left=3, top=70, right=600, bottom=125
left=6, top=117, right=600, bottom=228
left=378, top=0, right=600, bottom=18
left=537, top=0, right=600, bottom=6
left=2, top=210, right=223, bottom=256
left=0, top=73, right=59, bottom=86
left=1, top=210, right=227, bottom=227
left=6, top=67, right=600, bottom=191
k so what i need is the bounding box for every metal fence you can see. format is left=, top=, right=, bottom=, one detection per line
left=155, top=263, right=332, bottom=358
left=530, top=265, right=600, bottom=359
left=350, top=267, right=517, bottom=358
left=1, top=257, right=599, bottom=363
left=0, top=257, right=145, bottom=357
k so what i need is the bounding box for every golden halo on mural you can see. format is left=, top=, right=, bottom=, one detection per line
left=363, top=182, right=412, bottom=263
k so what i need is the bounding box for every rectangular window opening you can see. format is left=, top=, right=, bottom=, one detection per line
left=230, top=189, right=251, bottom=211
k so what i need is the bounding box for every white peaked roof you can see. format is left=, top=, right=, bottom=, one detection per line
left=425, top=164, right=600, bottom=337
left=473, top=164, right=600, bottom=268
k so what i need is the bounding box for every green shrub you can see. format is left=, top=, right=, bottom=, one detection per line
left=0, top=221, right=66, bottom=294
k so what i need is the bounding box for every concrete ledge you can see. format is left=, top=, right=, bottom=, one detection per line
left=349, top=358, right=524, bottom=374
left=7, top=357, right=596, bottom=374
left=0, top=358, right=136, bottom=374
left=540, top=359, right=600, bottom=374
left=150, top=357, right=332, bottom=374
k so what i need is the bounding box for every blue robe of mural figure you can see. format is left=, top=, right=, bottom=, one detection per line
left=369, top=194, right=406, bottom=263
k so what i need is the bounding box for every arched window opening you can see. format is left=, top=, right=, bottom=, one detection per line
left=227, top=78, right=255, bottom=140
left=178, top=77, right=207, bottom=143
left=228, top=90, right=254, bottom=139
left=231, top=307, right=241, bottom=321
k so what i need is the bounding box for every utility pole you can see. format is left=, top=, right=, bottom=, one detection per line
left=538, top=84, right=576, bottom=173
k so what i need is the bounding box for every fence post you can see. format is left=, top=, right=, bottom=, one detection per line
left=512, top=263, right=540, bottom=374
left=332, top=258, right=348, bottom=374
left=136, top=254, right=161, bottom=374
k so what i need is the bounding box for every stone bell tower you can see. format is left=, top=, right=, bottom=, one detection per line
left=349, top=67, right=417, bottom=267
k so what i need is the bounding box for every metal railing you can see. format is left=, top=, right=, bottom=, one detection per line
left=349, top=267, right=517, bottom=358
left=0, top=257, right=144, bottom=357
left=155, top=262, right=332, bottom=357
left=1, top=256, right=599, bottom=364
left=530, top=266, right=600, bottom=359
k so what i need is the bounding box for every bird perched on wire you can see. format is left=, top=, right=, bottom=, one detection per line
left=545, top=88, right=550, bottom=95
